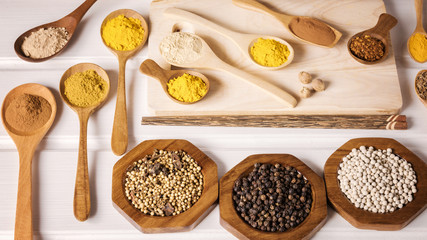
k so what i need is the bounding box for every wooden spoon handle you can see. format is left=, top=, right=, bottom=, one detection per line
left=111, top=57, right=128, bottom=156
left=66, top=0, right=97, bottom=22
left=73, top=113, right=91, bottom=221
left=139, top=59, right=170, bottom=85
left=415, top=0, right=425, bottom=32
left=164, top=8, right=244, bottom=43
left=15, top=149, right=35, bottom=240
left=370, top=13, right=397, bottom=38
left=232, top=0, right=293, bottom=23
left=213, top=59, right=297, bottom=107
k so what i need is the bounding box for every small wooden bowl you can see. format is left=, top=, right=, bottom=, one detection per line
left=324, top=138, right=427, bottom=230
left=347, top=13, right=397, bottom=65
left=220, top=154, right=327, bottom=240
left=414, top=70, right=427, bottom=108
left=112, top=139, right=218, bottom=233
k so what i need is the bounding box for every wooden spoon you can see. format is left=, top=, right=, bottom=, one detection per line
left=232, top=0, right=342, bottom=48
left=163, top=7, right=294, bottom=70
left=100, top=9, right=148, bottom=156
left=408, top=0, right=427, bottom=63
left=59, top=63, right=110, bottom=221
left=1, top=83, right=57, bottom=240
left=14, top=0, right=97, bottom=62
left=139, top=59, right=210, bottom=104
left=347, top=13, right=397, bottom=65
left=160, top=32, right=297, bottom=107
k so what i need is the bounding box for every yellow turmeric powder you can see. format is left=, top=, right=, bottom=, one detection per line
left=64, top=70, right=108, bottom=107
left=409, top=33, right=427, bottom=62
left=250, top=38, right=290, bottom=67
left=102, top=14, right=145, bottom=51
left=167, top=73, right=207, bottom=103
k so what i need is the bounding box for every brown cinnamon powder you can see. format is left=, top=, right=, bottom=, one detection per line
left=5, top=94, right=52, bottom=133
left=289, top=17, right=336, bottom=46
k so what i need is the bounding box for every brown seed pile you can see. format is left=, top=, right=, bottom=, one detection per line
left=349, top=34, right=385, bottom=62
left=125, top=149, right=203, bottom=216
left=415, top=70, right=427, bottom=100
left=233, top=163, right=312, bottom=232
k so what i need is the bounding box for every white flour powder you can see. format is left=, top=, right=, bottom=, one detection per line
left=159, top=32, right=203, bottom=65
left=21, top=27, right=70, bottom=59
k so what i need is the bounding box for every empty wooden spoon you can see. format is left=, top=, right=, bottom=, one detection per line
left=139, top=59, right=210, bottom=104
left=14, top=0, right=97, bottom=62
left=160, top=32, right=297, bottom=107
left=408, top=0, right=427, bottom=63
left=164, top=7, right=294, bottom=70
left=232, top=0, right=342, bottom=48
left=59, top=63, right=110, bottom=221
left=347, top=13, right=397, bottom=65
left=1, top=83, right=57, bottom=240
left=100, top=9, right=149, bottom=156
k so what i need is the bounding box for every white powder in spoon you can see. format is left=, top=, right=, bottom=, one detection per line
left=21, top=27, right=70, bottom=59
left=159, top=32, right=203, bottom=65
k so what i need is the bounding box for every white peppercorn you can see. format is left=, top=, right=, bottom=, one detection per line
left=337, top=146, right=417, bottom=213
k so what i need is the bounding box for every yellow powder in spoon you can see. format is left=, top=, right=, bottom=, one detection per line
left=102, top=14, right=145, bottom=51
left=409, top=33, right=427, bottom=62
left=64, top=70, right=108, bottom=107
left=167, top=73, right=207, bottom=103
left=250, top=38, right=290, bottom=67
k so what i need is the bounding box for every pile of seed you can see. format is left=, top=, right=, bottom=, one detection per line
left=233, top=163, right=312, bottom=232
left=349, top=34, right=385, bottom=62
left=124, top=149, right=203, bottom=216
left=338, top=146, right=417, bottom=213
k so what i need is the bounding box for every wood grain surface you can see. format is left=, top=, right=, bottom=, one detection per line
left=147, top=0, right=402, bottom=116
left=112, top=139, right=218, bottom=233
left=220, top=154, right=327, bottom=240
left=323, top=138, right=427, bottom=230
left=141, top=114, right=407, bottom=130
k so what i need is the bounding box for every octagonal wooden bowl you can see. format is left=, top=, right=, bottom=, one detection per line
left=324, top=138, right=427, bottom=230
left=220, top=154, right=327, bottom=240
left=112, top=139, right=218, bottom=233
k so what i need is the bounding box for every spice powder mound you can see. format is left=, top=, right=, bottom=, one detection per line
left=5, top=93, right=52, bottom=133
left=415, top=70, right=427, bottom=100
left=289, top=17, right=336, bottom=46
left=233, top=163, right=312, bottom=232
left=124, top=149, right=204, bottom=216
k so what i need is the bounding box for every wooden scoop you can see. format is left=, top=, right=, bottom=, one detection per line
left=139, top=59, right=210, bottom=104
left=160, top=32, right=297, bottom=107
left=408, top=0, right=427, bottom=63
left=1, top=83, right=57, bottom=240
left=14, top=0, right=97, bottom=62
left=59, top=63, right=110, bottom=221
left=232, top=0, right=342, bottom=48
left=163, top=7, right=294, bottom=70
left=100, top=9, right=148, bottom=156
left=347, top=13, right=397, bottom=65
left=415, top=70, right=427, bottom=108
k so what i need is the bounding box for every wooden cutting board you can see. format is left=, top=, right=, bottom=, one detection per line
left=147, top=0, right=402, bottom=116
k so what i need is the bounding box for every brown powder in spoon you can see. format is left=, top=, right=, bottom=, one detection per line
left=5, top=94, right=52, bottom=133
left=289, top=17, right=336, bottom=46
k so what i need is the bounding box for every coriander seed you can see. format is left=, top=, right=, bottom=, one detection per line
left=124, top=149, right=203, bottom=216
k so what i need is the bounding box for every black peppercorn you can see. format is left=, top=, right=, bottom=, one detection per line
left=232, top=163, right=312, bottom=232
